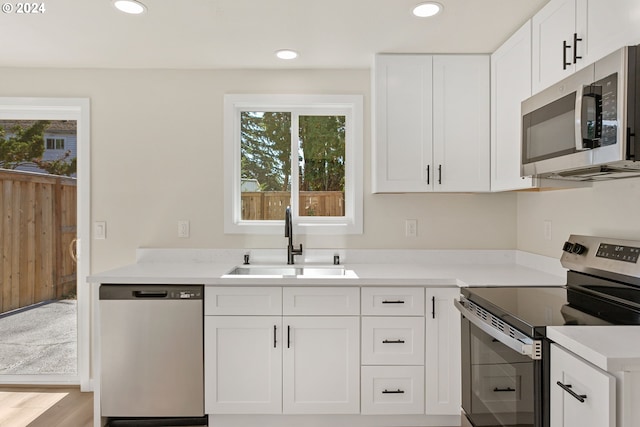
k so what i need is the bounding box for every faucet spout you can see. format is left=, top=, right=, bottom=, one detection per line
left=285, top=206, right=303, bottom=264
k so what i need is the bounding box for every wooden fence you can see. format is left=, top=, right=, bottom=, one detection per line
left=241, top=191, right=344, bottom=220
left=0, top=169, right=77, bottom=315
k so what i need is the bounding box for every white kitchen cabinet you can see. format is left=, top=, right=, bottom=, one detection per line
left=532, top=0, right=640, bottom=94
left=425, top=287, right=461, bottom=415
left=532, top=0, right=578, bottom=93
left=283, top=316, right=360, bottom=414
left=491, top=20, right=535, bottom=191
left=550, top=344, right=615, bottom=427
left=432, top=55, right=490, bottom=192
left=204, top=316, right=283, bottom=414
left=205, top=287, right=360, bottom=416
left=372, top=54, right=490, bottom=193
left=361, top=316, right=425, bottom=366
left=361, top=366, right=425, bottom=415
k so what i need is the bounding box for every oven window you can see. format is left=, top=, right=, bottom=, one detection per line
left=467, top=323, right=535, bottom=427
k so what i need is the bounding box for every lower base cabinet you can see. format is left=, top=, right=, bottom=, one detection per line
left=204, top=286, right=461, bottom=423
left=550, top=344, right=615, bottom=427
left=361, top=366, right=425, bottom=414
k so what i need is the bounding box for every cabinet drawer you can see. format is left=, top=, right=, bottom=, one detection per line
left=361, top=366, right=425, bottom=414
left=283, top=287, right=360, bottom=315
left=361, top=287, right=425, bottom=316
left=550, top=344, right=615, bottom=427
left=205, top=287, right=282, bottom=315
left=362, top=317, right=425, bottom=365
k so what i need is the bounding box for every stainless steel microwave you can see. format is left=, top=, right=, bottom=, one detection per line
left=521, top=45, right=640, bottom=181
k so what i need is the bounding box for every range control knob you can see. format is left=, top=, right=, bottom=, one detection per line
left=572, top=243, right=587, bottom=255
left=562, top=242, right=575, bottom=253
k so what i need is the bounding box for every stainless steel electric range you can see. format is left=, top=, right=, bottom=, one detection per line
left=455, top=235, right=640, bottom=427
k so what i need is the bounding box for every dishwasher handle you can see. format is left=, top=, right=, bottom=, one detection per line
left=133, top=290, right=168, bottom=298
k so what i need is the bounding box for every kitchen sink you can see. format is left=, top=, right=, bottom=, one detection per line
left=224, top=265, right=351, bottom=278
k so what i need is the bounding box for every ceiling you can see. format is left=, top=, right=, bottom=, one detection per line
left=0, top=0, right=550, bottom=69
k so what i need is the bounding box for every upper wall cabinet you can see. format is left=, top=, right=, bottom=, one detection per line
left=491, top=21, right=535, bottom=192
left=532, top=0, right=640, bottom=94
left=372, top=54, right=490, bottom=193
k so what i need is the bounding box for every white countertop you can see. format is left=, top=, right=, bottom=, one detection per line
left=87, top=248, right=566, bottom=287
left=547, top=326, right=640, bottom=372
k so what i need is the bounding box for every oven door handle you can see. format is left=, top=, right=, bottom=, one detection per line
left=454, top=299, right=541, bottom=360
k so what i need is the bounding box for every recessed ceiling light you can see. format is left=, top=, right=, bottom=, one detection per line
left=275, top=49, right=299, bottom=60
left=412, top=2, right=443, bottom=18
left=113, top=0, right=147, bottom=15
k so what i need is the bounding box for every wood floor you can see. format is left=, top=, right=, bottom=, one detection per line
left=0, top=386, right=92, bottom=427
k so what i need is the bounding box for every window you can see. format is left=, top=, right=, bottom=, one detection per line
left=224, top=95, right=363, bottom=234
left=45, top=137, right=65, bottom=150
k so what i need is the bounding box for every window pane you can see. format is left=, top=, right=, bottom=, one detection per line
left=298, top=115, right=345, bottom=217
left=240, top=111, right=291, bottom=220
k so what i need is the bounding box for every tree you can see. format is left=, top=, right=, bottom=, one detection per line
left=0, top=120, right=50, bottom=169
left=299, top=115, right=345, bottom=192
left=0, top=120, right=77, bottom=176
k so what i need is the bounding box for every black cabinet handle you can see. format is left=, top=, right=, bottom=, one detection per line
left=426, top=165, right=430, bottom=185
left=382, top=339, right=405, bottom=344
left=493, top=387, right=516, bottom=392
left=382, top=389, right=405, bottom=394
left=438, top=164, right=442, bottom=184
left=274, top=325, right=277, bottom=348
left=563, top=40, right=572, bottom=70
left=287, top=325, right=291, bottom=348
left=431, top=296, right=435, bottom=319
left=573, top=33, right=582, bottom=64
left=556, top=381, right=587, bottom=403
left=382, top=300, right=405, bottom=304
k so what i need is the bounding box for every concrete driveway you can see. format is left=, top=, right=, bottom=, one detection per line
left=0, top=300, right=77, bottom=375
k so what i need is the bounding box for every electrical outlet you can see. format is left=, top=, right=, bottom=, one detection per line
left=178, top=220, right=190, bottom=238
left=543, top=220, right=552, bottom=241
left=405, top=219, right=417, bottom=238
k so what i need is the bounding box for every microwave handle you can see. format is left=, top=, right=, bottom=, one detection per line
left=574, top=87, right=588, bottom=151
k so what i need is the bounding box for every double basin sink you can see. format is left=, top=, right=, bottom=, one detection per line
left=224, top=265, right=353, bottom=278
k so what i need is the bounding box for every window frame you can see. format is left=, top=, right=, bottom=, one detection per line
left=224, top=94, right=363, bottom=235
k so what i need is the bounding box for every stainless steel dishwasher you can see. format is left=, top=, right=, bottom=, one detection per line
left=99, top=284, right=204, bottom=419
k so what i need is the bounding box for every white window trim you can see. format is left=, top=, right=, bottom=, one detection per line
left=224, top=94, right=363, bottom=235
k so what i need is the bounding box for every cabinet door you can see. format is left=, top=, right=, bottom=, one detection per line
left=283, top=316, right=360, bottom=414
left=425, top=288, right=461, bottom=415
left=432, top=55, right=490, bottom=192
left=550, top=344, right=615, bottom=427
left=372, top=54, right=434, bottom=193
left=532, top=0, right=577, bottom=93
left=491, top=21, right=535, bottom=192
left=577, top=0, right=640, bottom=67
left=204, top=316, right=282, bottom=414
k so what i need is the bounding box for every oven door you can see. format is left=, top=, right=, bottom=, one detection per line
left=461, top=317, right=541, bottom=427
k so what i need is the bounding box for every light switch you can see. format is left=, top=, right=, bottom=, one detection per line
left=94, top=221, right=106, bottom=240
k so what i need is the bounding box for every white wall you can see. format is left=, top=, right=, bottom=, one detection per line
left=517, top=178, right=640, bottom=258
left=0, top=67, right=517, bottom=273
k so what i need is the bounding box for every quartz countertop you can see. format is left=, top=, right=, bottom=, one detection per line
left=87, top=248, right=566, bottom=288
left=547, top=326, right=640, bottom=372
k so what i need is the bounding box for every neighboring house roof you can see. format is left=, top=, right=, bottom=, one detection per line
left=0, top=120, right=77, bottom=135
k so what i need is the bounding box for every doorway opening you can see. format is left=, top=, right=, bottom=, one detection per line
left=0, top=98, right=90, bottom=389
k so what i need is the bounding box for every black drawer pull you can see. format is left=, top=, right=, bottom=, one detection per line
left=556, top=381, right=587, bottom=403
left=493, top=387, right=516, bottom=392
left=382, top=339, right=405, bottom=344
left=382, top=300, right=405, bottom=304
left=274, top=325, right=277, bottom=348
left=382, top=389, right=405, bottom=394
